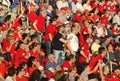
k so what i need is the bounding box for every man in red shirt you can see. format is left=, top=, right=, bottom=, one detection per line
left=44, top=16, right=58, bottom=56
left=79, top=20, right=89, bottom=45
left=15, top=41, right=30, bottom=67
left=89, top=47, right=106, bottom=81
left=79, top=34, right=91, bottom=63
left=61, top=54, right=75, bottom=72
left=16, top=67, right=28, bottom=81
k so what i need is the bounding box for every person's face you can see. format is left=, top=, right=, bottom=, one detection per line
left=105, top=66, right=109, bottom=74
left=51, top=55, right=55, bottom=62
left=32, top=59, right=37, bottom=65
left=108, top=44, right=113, bottom=52
left=20, top=68, right=25, bottom=76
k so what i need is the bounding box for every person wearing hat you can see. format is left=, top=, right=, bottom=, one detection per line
left=76, top=0, right=84, bottom=12
left=57, top=7, right=68, bottom=23
left=72, top=10, right=82, bottom=25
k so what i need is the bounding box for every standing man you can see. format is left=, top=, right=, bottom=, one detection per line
left=67, top=24, right=79, bottom=55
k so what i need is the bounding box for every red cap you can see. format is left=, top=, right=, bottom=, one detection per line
left=30, top=3, right=35, bottom=7
left=56, top=21, right=63, bottom=27
left=64, top=6, right=69, bottom=10
left=84, top=9, right=89, bottom=13
left=76, top=10, right=81, bottom=13
left=60, top=7, right=66, bottom=11
left=39, top=4, right=45, bottom=8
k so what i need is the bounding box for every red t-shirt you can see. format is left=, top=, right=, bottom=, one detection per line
left=61, top=61, right=75, bottom=72
left=31, top=15, right=45, bottom=31
left=44, top=23, right=57, bottom=40
left=91, top=2, right=98, bottom=9
left=98, top=5, right=105, bottom=12
left=29, top=66, right=37, bottom=75
left=1, top=23, right=7, bottom=31
left=89, top=54, right=103, bottom=74
left=79, top=25, right=89, bottom=44
left=12, top=16, right=21, bottom=30
left=92, top=14, right=99, bottom=21
left=16, top=76, right=28, bottom=81
left=28, top=11, right=37, bottom=22
left=72, top=15, right=81, bottom=23
left=15, top=48, right=27, bottom=67
left=0, top=63, right=6, bottom=78
left=30, top=50, right=39, bottom=62
left=79, top=42, right=90, bottom=63
left=100, top=15, right=108, bottom=24
left=14, top=32, right=22, bottom=41
left=108, top=73, right=119, bottom=81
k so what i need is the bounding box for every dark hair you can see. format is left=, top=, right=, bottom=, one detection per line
left=57, top=25, right=64, bottom=31
left=22, top=33, right=29, bottom=40
left=7, top=67, right=16, bottom=76
left=16, top=67, right=24, bottom=75
left=40, top=78, right=49, bottom=81
left=50, top=15, right=58, bottom=23
left=19, top=62, right=27, bottom=67
left=58, top=74, right=69, bottom=81
left=31, top=34, right=37, bottom=41
left=67, top=54, right=75, bottom=61
left=30, top=42, right=39, bottom=49
left=28, top=56, right=36, bottom=67
left=16, top=41, right=25, bottom=50
left=29, top=69, right=41, bottom=81
left=82, top=63, right=89, bottom=71
left=4, top=15, right=11, bottom=22
left=98, top=47, right=105, bottom=54
left=84, top=34, right=90, bottom=41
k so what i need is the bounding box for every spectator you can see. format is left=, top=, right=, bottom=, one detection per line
left=16, top=66, right=28, bottom=81
left=45, top=54, right=61, bottom=79
left=29, top=69, right=41, bottom=81
left=67, top=24, right=79, bottom=55
left=61, top=54, right=75, bottom=72
left=44, top=16, right=58, bottom=56
left=113, top=10, right=120, bottom=26
left=56, top=0, right=68, bottom=10
left=15, top=41, right=30, bottom=67
left=5, top=67, right=16, bottom=81
left=53, top=25, right=70, bottom=65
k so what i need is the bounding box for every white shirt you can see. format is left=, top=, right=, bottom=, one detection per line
left=67, top=33, right=79, bottom=52
left=113, top=14, right=120, bottom=25
left=2, top=0, right=11, bottom=7
left=56, top=0, right=68, bottom=10
left=83, top=4, right=92, bottom=11
left=5, top=76, right=14, bottom=81
left=76, top=2, right=84, bottom=12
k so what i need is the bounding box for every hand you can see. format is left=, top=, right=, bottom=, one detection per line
left=86, top=58, right=89, bottom=63
left=33, top=20, right=38, bottom=26
left=71, top=51, right=75, bottom=55
left=68, top=36, right=73, bottom=40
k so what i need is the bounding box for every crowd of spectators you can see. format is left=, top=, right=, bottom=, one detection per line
left=1, top=0, right=120, bottom=81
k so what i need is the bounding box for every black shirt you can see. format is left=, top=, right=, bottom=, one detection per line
left=52, top=32, right=64, bottom=50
